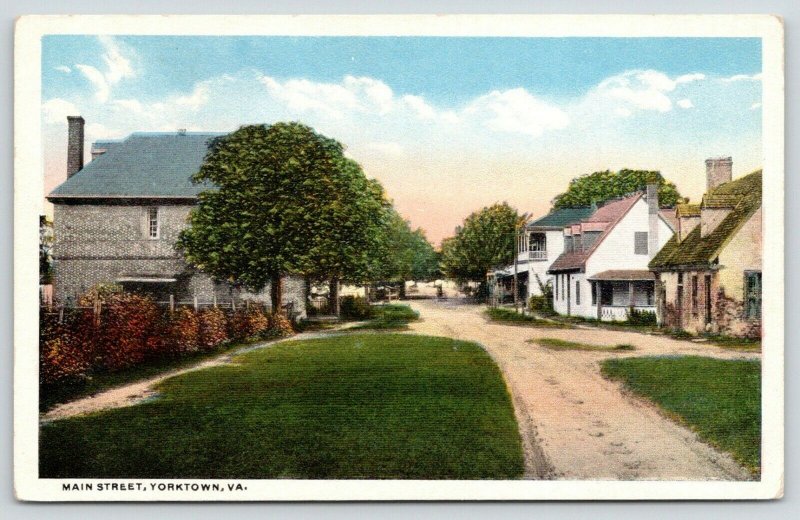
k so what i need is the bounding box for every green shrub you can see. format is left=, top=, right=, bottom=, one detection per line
left=262, top=313, right=295, bottom=339
left=340, top=295, right=374, bottom=320
left=627, top=308, right=657, bottom=326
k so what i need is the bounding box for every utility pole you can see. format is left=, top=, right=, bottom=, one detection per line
left=513, top=227, right=519, bottom=313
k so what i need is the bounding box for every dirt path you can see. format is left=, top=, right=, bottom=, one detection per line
left=407, top=300, right=758, bottom=481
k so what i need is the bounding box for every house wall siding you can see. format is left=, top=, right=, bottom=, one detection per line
left=51, top=203, right=306, bottom=316
left=527, top=230, right=565, bottom=297
left=657, top=207, right=761, bottom=338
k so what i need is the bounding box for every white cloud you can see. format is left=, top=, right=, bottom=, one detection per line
left=402, top=95, right=437, bottom=119
left=175, top=83, right=210, bottom=110
left=750, top=102, right=762, bottom=110
left=42, top=98, right=79, bottom=124
left=112, top=98, right=145, bottom=113
left=465, top=88, right=569, bottom=137
left=54, top=65, right=72, bottom=74
left=722, top=72, right=763, bottom=82
left=675, top=73, right=706, bottom=84
left=76, top=36, right=136, bottom=103
left=362, top=141, right=405, bottom=157
left=75, top=64, right=111, bottom=103
left=594, top=70, right=676, bottom=113
left=677, top=98, right=694, bottom=109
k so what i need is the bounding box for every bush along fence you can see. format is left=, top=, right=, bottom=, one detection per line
left=40, top=286, right=296, bottom=387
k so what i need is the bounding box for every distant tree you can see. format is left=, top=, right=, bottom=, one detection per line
left=177, top=122, right=385, bottom=313
left=440, top=202, right=525, bottom=299
left=364, top=208, right=439, bottom=297
left=552, top=169, right=685, bottom=209
left=39, top=215, right=53, bottom=284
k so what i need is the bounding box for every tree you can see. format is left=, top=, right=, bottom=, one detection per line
left=366, top=209, right=439, bottom=297
left=440, top=202, right=525, bottom=299
left=552, top=169, right=685, bottom=209
left=177, top=122, right=385, bottom=313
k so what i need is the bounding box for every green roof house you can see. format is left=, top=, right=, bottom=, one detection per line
left=649, top=158, right=762, bottom=338
left=46, top=116, right=307, bottom=317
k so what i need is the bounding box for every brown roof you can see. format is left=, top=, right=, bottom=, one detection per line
left=588, top=270, right=656, bottom=281
left=676, top=203, right=701, bottom=217
left=548, top=193, right=642, bottom=273
left=659, top=208, right=678, bottom=231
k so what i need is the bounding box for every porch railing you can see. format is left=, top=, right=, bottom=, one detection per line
left=529, top=250, right=547, bottom=261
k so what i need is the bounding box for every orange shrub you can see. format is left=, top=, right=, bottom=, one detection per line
left=228, top=307, right=269, bottom=340
left=157, top=307, right=201, bottom=356
left=95, top=293, right=161, bottom=371
left=39, top=312, right=92, bottom=384
left=198, top=307, right=228, bottom=349
left=267, top=313, right=295, bottom=338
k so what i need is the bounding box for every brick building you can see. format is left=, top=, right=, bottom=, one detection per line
left=47, top=116, right=306, bottom=316
left=649, top=159, right=762, bottom=338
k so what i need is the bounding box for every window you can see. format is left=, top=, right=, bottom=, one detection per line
left=745, top=271, right=762, bottom=319
left=591, top=282, right=597, bottom=305
left=704, top=274, right=713, bottom=324
left=147, top=207, right=159, bottom=239
left=634, top=232, right=648, bottom=255
left=600, top=283, right=614, bottom=306
left=691, top=275, right=698, bottom=316
left=575, top=281, right=581, bottom=305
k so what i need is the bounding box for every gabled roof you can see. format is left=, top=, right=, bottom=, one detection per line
left=48, top=132, right=223, bottom=200
left=548, top=193, right=643, bottom=273
left=649, top=170, right=762, bottom=270
left=526, top=206, right=595, bottom=230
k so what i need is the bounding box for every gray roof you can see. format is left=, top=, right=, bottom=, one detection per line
left=526, top=206, right=595, bottom=230
left=48, top=132, right=223, bottom=199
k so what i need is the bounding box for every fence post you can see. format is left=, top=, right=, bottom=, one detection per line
left=169, top=294, right=175, bottom=314
left=58, top=306, right=64, bottom=324
left=193, top=296, right=198, bottom=312
left=246, top=300, right=250, bottom=311
left=213, top=294, right=217, bottom=308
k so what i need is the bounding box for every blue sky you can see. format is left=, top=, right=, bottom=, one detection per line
left=41, top=35, right=763, bottom=243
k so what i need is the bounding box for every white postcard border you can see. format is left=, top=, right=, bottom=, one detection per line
left=14, top=14, right=785, bottom=501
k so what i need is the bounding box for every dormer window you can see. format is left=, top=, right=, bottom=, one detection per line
left=147, top=207, right=160, bottom=239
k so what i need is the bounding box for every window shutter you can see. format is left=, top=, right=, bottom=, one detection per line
left=634, top=232, right=648, bottom=255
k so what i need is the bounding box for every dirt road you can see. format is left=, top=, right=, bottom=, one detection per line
left=407, top=300, right=758, bottom=481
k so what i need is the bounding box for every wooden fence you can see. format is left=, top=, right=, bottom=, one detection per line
left=41, top=298, right=297, bottom=325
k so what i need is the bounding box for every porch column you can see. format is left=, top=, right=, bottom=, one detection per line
left=628, top=282, right=635, bottom=309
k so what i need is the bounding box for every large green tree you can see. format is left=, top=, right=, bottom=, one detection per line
left=177, top=122, right=384, bottom=312
left=440, top=202, right=525, bottom=299
left=552, top=169, right=685, bottom=209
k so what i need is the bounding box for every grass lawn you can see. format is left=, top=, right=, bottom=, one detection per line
left=532, top=338, right=635, bottom=352
left=350, top=304, right=420, bottom=330
left=601, top=356, right=761, bottom=474
left=40, top=333, right=524, bottom=479
left=40, top=339, right=257, bottom=413
left=486, top=307, right=571, bottom=328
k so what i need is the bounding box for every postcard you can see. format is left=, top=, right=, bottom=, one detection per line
left=14, top=14, right=784, bottom=501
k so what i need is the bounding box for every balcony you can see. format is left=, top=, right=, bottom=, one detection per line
left=529, top=250, right=547, bottom=261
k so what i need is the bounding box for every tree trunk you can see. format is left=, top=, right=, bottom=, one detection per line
left=329, top=278, right=340, bottom=316
left=398, top=281, right=407, bottom=300
left=270, top=273, right=283, bottom=315
left=364, top=284, right=371, bottom=303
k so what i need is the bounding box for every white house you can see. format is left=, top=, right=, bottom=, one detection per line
left=547, top=185, right=676, bottom=321
left=490, top=207, right=594, bottom=303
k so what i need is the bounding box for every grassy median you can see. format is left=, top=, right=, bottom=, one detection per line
left=40, top=333, right=523, bottom=479
left=601, top=356, right=761, bottom=474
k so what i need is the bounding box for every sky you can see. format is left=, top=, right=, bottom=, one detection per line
left=41, top=35, right=763, bottom=245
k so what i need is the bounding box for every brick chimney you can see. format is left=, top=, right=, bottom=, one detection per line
left=646, top=182, right=659, bottom=259
left=67, top=116, right=85, bottom=178
left=705, top=156, right=732, bottom=191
